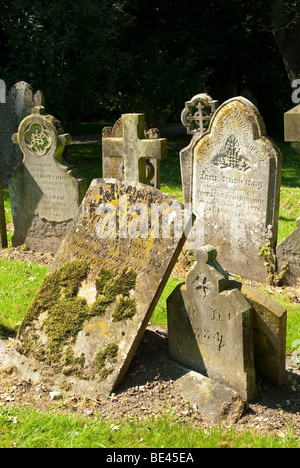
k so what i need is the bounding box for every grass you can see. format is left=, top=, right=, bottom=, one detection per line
left=0, top=407, right=299, bottom=448
left=0, top=126, right=299, bottom=448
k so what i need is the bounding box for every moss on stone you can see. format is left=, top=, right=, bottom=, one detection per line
left=18, top=260, right=137, bottom=379
left=95, top=342, right=119, bottom=381
left=95, top=268, right=114, bottom=295
left=112, top=297, right=137, bottom=322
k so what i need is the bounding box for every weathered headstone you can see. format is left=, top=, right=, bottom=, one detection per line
left=180, top=94, right=218, bottom=207
left=9, top=104, right=86, bottom=253
left=284, top=103, right=300, bottom=154
left=0, top=164, right=7, bottom=248
left=277, top=217, right=300, bottom=286
left=102, top=114, right=167, bottom=189
left=5, top=179, right=193, bottom=399
left=167, top=245, right=256, bottom=401
left=238, top=283, right=286, bottom=387
left=0, top=81, right=42, bottom=185
left=189, top=97, right=282, bottom=281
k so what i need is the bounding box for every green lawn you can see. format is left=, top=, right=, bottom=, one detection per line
left=0, top=407, right=298, bottom=448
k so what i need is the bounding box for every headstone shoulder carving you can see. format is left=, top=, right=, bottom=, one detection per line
left=102, top=113, right=167, bottom=189
left=190, top=96, right=282, bottom=281
left=9, top=105, right=86, bottom=253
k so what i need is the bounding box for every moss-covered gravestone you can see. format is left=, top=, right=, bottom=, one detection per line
left=9, top=104, right=86, bottom=253
left=6, top=179, right=193, bottom=398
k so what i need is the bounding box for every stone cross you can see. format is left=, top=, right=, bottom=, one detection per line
left=9, top=104, right=86, bottom=253
left=102, top=114, right=167, bottom=188
left=181, top=94, right=218, bottom=136
left=180, top=94, right=218, bottom=208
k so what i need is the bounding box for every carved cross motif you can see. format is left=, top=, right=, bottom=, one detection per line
left=181, top=94, right=218, bottom=135
left=192, top=272, right=213, bottom=299
left=212, top=135, right=251, bottom=172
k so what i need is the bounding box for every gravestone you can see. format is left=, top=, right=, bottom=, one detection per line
left=180, top=94, right=218, bottom=207
left=277, top=218, right=300, bottom=286
left=238, top=283, right=286, bottom=386
left=167, top=245, right=256, bottom=401
left=0, top=165, right=7, bottom=248
left=5, top=179, right=193, bottom=399
left=189, top=97, right=282, bottom=281
left=9, top=104, right=86, bottom=253
left=0, top=81, right=42, bottom=185
left=102, top=114, right=167, bottom=189
left=284, top=103, right=300, bottom=154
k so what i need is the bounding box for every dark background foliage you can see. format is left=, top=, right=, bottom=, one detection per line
left=0, top=0, right=299, bottom=135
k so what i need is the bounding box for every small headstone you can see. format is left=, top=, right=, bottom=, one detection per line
left=284, top=104, right=300, bottom=153
left=238, top=283, right=286, bottom=386
left=102, top=114, right=167, bottom=189
left=180, top=94, right=218, bottom=207
left=5, top=179, right=193, bottom=399
left=0, top=81, right=43, bottom=185
left=167, top=245, right=256, bottom=401
left=0, top=80, right=6, bottom=104
left=0, top=165, right=7, bottom=248
left=190, top=97, right=282, bottom=281
left=9, top=104, right=86, bottom=253
left=277, top=218, right=300, bottom=286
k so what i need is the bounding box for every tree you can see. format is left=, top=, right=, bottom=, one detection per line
left=269, top=0, right=300, bottom=84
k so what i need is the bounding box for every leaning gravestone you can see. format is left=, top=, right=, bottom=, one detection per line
left=167, top=245, right=256, bottom=401
left=277, top=217, right=300, bottom=286
left=102, top=114, right=167, bottom=189
left=9, top=103, right=86, bottom=253
left=0, top=81, right=42, bottom=185
left=189, top=97, right=282, bottom=281
left=0, top=164, right=7, bottom=248
left=5, top=179, right=193, bottom=399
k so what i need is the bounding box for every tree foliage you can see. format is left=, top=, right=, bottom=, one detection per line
left=0, top=0, right=297, bottom=131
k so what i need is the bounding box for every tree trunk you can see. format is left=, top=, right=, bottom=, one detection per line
left=269, top=0, right=300, bottom=84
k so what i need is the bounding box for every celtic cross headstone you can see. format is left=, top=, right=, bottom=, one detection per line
left=180, top=94, right=218, bottom=208
left=102, top=113, right=167, bottom=189
left=9, top=104, right=86, bottom=253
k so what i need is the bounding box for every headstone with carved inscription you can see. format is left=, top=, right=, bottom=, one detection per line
left=167, top=245, right=256, bottom=401
left=0, top=81, right=43, bottom=185
left=9, top=104, right=86, bottom=253
left=102, top=113, right=167, bottom=189
left=189, top=97, right=282, bottom=281
left=5, top=178, right=193, bottom=399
